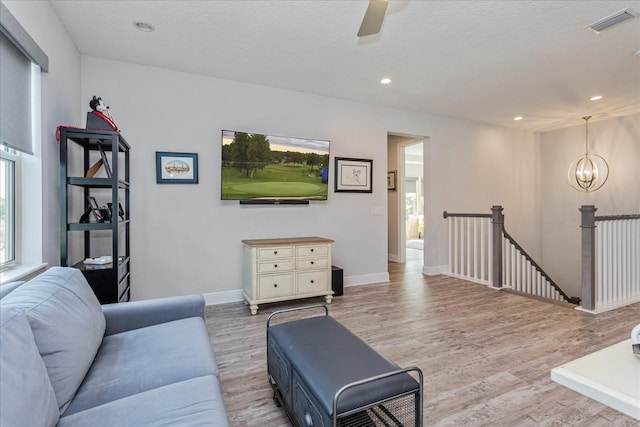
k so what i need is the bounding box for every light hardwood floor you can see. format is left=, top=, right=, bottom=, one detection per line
left=205, top=250, right=640, bottom=426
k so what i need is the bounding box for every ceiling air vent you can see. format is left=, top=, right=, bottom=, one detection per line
left=586, top=8, right=638, bottom=34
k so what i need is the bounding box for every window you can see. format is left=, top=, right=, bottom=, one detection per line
left=0, top=3, right=48, bottom=282
left=0, top=147, right=19, bottom=269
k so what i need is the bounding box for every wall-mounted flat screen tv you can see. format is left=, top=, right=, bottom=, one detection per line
left=221, top=130, right=330, bottom=201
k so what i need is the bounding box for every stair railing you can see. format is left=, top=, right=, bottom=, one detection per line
left=444, top=206, right=579, bottom=305
left=580, top=205, right=640, bottom=312
left=442, top=211, right=492, bottom=286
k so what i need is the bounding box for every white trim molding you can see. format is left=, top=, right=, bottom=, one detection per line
left=422, top=264, right=448, bottom=276
left=344, top=272, right=389, bottom=287
left=202, top=272, right=392, bottom=306
left=0, top=262, right=47, bottom=285
left=203, top=289, right=244, bottom=306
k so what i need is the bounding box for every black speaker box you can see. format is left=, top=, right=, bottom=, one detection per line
left=331, top=265, right=343, bottom=296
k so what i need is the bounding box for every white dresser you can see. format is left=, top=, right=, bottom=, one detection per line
left=242, top=237, right=334, bottom=315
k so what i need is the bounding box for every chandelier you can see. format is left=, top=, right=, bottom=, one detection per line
left=567, top=116, right=609, bottom=193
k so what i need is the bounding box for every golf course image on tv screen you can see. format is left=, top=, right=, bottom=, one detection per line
left=221, top=130, right=330, bottom=201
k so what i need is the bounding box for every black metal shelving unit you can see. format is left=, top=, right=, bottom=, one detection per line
left=60, top=128, right=131, bottom=303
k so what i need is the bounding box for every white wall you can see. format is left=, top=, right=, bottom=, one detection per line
left=421, top=120, right=542, bottom=272
left=540, top=113, right=640, bottom=297
left=3, top=0, right=81, bottom=266
left=81, top=56, right=543, bottom=301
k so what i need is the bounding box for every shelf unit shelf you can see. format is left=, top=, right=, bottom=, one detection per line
left=67, top=177, right=130, bottom=189
left=59, top=127, right=131, bottom=304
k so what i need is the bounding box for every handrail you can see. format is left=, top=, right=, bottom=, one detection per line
left=595, top=214, right=640, bottom=221
left=502, top=229, right=578, bottom=304
left=444, top=206, right=580, bottom=305
left=443, top=211, right=491, bottom=219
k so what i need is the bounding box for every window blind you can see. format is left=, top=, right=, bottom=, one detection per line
left=0, top=2, right=48, bottom=155
left=0, top=32, right=32, bottom=154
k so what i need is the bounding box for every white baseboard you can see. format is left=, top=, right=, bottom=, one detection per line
left=345, top=272, right=390, bottom=287
left=422, top=264, right=448, bottom=276
left=203, top=289, right=244, bottom=306
left=202, top=272, right=391, bottom=305
left=576, top=296, right=640, bottom=314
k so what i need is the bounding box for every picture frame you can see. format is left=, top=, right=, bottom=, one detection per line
left=387, top=170, right=397, bottom=191
left=88, top=196, right=104, bottom=223
left=156, top=152, right=198, bottom=184
left=108, top=202, right=125, bottom=221
left=334, top=157, right=373, bottom=193
left=97, top=142, right=112, bottom=178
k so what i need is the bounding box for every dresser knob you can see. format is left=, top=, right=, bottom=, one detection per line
left=310, top=249, right=314, bottom=252
left=310, top=280, right=314, bottom=284
left=274, top=250, right=278, bottom=255
left=310, top=261, right=314, bottom=265
left=274, top=264, right=278, bottom=268
left=274, top=284, right=278, bottom=288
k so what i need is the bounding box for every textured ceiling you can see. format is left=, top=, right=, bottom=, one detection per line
left=48, top=0, right=640, bottom=132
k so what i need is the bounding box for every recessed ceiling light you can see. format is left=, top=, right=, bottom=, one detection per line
left=513, top=116, right=523, bottom=121
left=590, top=95, right=603, bottom=101
left=133, top=21, right=155, bottom=32
left=380, top=78, right=391, bottom=84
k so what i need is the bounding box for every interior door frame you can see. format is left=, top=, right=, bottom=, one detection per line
left=396, top=138, right=424, bottom=263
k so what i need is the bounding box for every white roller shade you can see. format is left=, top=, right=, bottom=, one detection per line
left=0, top=32, right=32, bottom=154
left=0, top=2, right=48, bottom=155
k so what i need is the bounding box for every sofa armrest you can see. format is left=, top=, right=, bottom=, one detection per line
left=102, top=294, right=205, bottom=336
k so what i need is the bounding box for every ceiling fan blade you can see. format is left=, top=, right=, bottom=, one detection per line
left=357, top=0, right=388, bottom=37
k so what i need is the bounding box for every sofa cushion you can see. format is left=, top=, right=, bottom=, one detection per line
left=57, top=376, right=229, bottom=427
left=0, top=308, right=60, bottom=427
left=0, top=267, right=105, bottom=413
left=0, top=280, right=25, bottom=299
left=64, top=316, right=218, bottom=415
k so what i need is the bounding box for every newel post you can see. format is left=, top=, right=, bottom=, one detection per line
left=491, top=205, right=504, bottom=288
left=580, top=205, right=597, bottom=311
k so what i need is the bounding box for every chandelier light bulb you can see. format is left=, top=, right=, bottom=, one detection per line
left=575, top=156, right=598, bottom=189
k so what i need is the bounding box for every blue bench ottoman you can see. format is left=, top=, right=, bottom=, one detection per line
left=267, top=306, right=423, bottom=426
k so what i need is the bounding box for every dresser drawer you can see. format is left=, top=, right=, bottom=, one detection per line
left=258, top=260, right=293, bottom=273
left=297, top=271, right=328, bottom=294
left=296, top=245, right=327, bottom=257
left=258, top=274, right=294, bottom=299
left=258, top=247, right=293, bottom=260
left=296, top=257, right=328, bottom=270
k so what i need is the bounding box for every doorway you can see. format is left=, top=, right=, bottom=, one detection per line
left=387, top=134, right=424, bottom=264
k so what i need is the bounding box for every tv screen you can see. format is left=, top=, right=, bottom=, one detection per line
left=221, top=130, right=330, bottom=201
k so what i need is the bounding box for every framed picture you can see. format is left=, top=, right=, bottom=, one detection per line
left=387, top=170, right=397, bottom=191
left=334, top=157, right=373, bottom=193
left=88, top=196, right=103, bottom=222
left=156, top=152, right=198, bottom=184
left=97, top=142, right=112, bottom=178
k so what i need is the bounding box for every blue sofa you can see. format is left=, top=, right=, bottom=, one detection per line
left=0, top=267, right=229, bottom=426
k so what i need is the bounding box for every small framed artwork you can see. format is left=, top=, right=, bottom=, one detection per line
left=334, top=157, right=373, bottom=193
left=88, top=196, right=104, bottom=222
left=387, top=170, right=397, bottom=191
left=156, top=152, right=198, bottom=184
left=97, top=142, right=112, bottom=178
